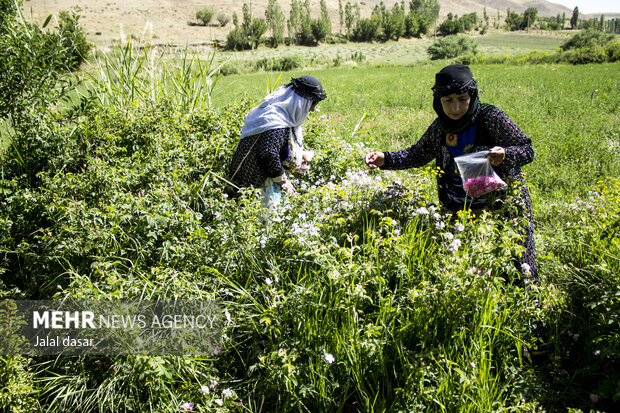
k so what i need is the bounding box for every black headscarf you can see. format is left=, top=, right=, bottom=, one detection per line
left=432, top=64, right=480, bottom=133
left=288, top=75, right=327, bottom=102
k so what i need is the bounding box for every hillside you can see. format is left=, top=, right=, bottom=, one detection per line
left=22, top=0, right=581, bottom=46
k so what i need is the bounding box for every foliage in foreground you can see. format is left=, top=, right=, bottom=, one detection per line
left=0, top=94, right=618, bottom=411
left=0, top=0, right=89, bottom=125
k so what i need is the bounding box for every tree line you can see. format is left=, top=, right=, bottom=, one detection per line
left=225, top=0, right=439, bottom=50
left=210, top=1, right=620, bottom=51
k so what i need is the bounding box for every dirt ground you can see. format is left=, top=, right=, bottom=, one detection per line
left=23, top=0, right=240, bottom=47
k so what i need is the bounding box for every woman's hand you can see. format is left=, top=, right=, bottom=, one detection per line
left=487, top=146, right=505, bottom=167
left=281, top=179, right=296, bottom=194
left=365, top=152, right=385, bottom=169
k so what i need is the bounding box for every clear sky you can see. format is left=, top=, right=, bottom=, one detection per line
left=547, top=1, right=619, bottom=14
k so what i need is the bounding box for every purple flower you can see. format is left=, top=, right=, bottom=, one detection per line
left=590, top=394, right=599, bottom=403
left=213, top=347, right=222, bottom=355
left=594, top=350, right=601, bottom=356
left=180, top=402, right=194, bottom=411
left=209, top=379, right=218, bottom=390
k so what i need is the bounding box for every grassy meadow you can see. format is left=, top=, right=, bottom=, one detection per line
left=205, top=31, right=570, bottom=75
left=1, top=22, right=619, bottom=412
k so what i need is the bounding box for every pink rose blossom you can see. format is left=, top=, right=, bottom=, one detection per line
left=464, top=176, right=506, bottom=197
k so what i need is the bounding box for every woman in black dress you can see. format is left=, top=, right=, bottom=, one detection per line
left=365, top=64, right=537, bottom=281
left=228, top=75, right=326, bottom=208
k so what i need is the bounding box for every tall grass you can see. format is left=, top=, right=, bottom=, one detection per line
left=84, top=41, right=222, bottom=113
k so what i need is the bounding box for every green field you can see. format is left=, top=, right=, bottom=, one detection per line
left=203, top=31, right=571, bottom=72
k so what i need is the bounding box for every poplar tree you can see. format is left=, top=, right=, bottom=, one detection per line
left=289, top=0, right=302, bottom=43
left=339, top=0, right=344, bottom=33
left=266, top=0, right=285, bottom=46
left=320, top=0, right=332, bottom=36
left=571, top=7, right=579, bottom=29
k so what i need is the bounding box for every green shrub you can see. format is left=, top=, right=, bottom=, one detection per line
left=196, top=7, right=215, bottom=26
left=560, top=29, right=615, bottom=50
left=537, top=179, right=620, bottom=410
left=562, top=46, right=608, bottom=64
left=225, top=27, right=250, bottom=50
left=0, top=356, right=39, bottom=412
left=57, top=8, right=91, bottom=70
left=217, top=60, right=241, bottom=76
left=351, top=50, right=366, bottom=63
left=427, top=35, right=478, bottom=60
left=256, top=54, right=305, bottom=72
left=604, top=40, right=620, bottom=62
left=216, top=11, right=230, bottom=27
left=0, top=1, right=79, bottom=124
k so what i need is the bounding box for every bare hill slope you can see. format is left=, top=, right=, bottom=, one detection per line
left=23, top=0, right=576, bottom=46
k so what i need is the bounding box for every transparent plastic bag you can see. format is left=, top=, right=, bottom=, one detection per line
left=454, top=151, right=506, bottom=198
left=262, top=179, right=284, bottom=210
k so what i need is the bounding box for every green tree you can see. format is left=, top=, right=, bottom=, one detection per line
left=438, top=13, right=460, bottom=36
left=410, top=0, right=439, bottom=35
left=289, top=0, right=302, bottom=42
left=460, top=12, right=478, bottom=32
left=242, top=3, right=252, bottom=36
left=344, top=1, right=357, bottom=37
left=339, top=0, right=344, bottom=33
left=311, top=18, right=329, bottom=43
left=196, top=7, right=215, bottom=25
left=523, top=7, right=538, bottom=30
left=405, top=12, right=420, bottom=37
left=298, top=12, right=314, bottom=45
left=505, top=9, right=523, bottom=31
left=385, top=3, right=406, bottom=40
left=570, top=7, right=579, bottom=29
left=352, top=16, right=381, bottom=42
left=320, top=0, right=332, bottom=36
left=266, top=0, right=285, bottom=47
left=251, top=18, right=268, bottom=48
left=216, top=12, right=230, bottom=27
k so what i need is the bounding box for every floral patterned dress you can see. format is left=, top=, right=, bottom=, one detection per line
left=381, top=105, right=538, bottom=280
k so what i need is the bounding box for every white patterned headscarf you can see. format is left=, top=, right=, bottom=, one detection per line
left=240, top=85, right=313, bottom=169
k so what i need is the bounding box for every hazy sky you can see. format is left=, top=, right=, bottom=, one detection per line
left=547, top=1, right=619, bottom=14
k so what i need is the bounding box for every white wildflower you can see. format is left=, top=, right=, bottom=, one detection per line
left=415, top=207, right=429, bottom=216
